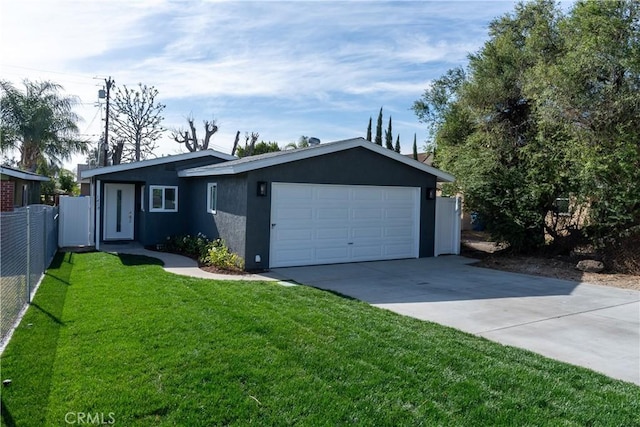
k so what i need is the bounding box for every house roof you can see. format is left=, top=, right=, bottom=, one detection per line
left=80, top=149, right=237, bottom=179
left=179, top=137, right=455, bottom=182
left=0, top=166, right=50, bottom=182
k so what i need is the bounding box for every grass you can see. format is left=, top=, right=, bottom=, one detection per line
left=1, top=252, right=639, bottom=426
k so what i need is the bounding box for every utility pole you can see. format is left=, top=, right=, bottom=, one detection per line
left=102, top=77, right=114, bottom=166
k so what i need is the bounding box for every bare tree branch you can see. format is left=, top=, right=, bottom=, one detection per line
left=109, top=83, right=165, bottom=163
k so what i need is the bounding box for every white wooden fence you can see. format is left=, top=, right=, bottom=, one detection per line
left=58, top=196, right=93, bottom=247
left=435, top=196, right=461, bottom=256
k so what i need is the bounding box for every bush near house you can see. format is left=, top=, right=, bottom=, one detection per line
left=163, top=233, right=211, bottom=261
left=162, top=234, right=244, bottom=272
left=202, top=239, right=244, bottom=271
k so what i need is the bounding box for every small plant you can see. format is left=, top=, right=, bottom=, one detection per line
left=202, top=239, right=244, bottom=271
left=164, top=233, right=211, bottom=261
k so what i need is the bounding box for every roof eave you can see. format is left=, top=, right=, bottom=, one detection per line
left=0, top=167, right=50, bottom=182
left=81, top=150, right=236, bottom=179
left=179, top=138, right=456, bottom=182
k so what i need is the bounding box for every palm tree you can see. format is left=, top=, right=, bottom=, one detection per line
left=284, top=135, right=311, bottom=150
left=0, top=79, right=87, bottom=172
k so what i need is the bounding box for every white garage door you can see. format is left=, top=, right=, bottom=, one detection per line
left=269, top=183, right=420, bottom=268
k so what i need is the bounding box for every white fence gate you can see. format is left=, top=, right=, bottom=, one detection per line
left=58, top=196, right=93, bottom=247
left=435, top=196, right=461, bottom=256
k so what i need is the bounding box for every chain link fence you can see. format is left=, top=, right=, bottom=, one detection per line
left=1, top=205, right=58, bottom=344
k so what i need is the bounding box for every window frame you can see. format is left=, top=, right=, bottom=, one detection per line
left=149, top=185, right=178, bottom=212
left=207, top=182, right=217, bottom=214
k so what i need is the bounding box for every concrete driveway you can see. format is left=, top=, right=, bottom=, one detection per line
left=273, top=256, right=640, bottom=385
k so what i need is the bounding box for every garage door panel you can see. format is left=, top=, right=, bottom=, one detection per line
left=386, top=207, right=414, bottom=219
left=317, top=207, right=349, bottom=220
left=351, top=226, right=384, bottom=238
left=385, top=243, right=415, bottom=257
left=352, top=208, right=383, bottom=220
left=351, top=245, right=384, bottom=259
left=317, top=187, right=350, bottom=200
left=278, top=186, right=313, bottom=201
left=276, top=228, right=313, bottom=241
left=353, top=188, right=383, bottom=201
left=316, top=227, right=349, bottom=240
left=385, top=188, right=415, bottom=200
left=385, top=226, right=414, bottom=238
left=316, top=246, right=350, bottom=262
left=273, top=247, right=315, bottom=265
left=270, top=183, right=419, bottom=268
left=277, top=207, right=313, bottom=220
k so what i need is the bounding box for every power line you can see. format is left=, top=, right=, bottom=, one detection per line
left=0, top=64, right=98, bottom=83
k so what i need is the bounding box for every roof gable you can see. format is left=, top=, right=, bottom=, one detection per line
left=0, top=166, right=50, bottom=182
left=179, top=137, right=455, bottom=182
left=80, top=150, right=237, bottom=179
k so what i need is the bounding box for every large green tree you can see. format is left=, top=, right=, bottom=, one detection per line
left=0, top=80, right=86, bottom=172
left=414, top=0, right=639, bottom=257
left=542, top=0, right=640, bottom=244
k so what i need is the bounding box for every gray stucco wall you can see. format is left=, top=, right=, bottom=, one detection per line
left=241, top=147, right=437, bottom=270
left=92, top=156, right=228, bottom=245
left=184, top=175, right=248, bottom=260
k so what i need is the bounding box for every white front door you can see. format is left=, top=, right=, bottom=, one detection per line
left=103, top=183, right=135, bottom=240
left=270, top=183, right=420, bottom=268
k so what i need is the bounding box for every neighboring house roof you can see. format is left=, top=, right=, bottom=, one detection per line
left=0, top=166, right=50, bottom=182
left=404, top=152, right=434, bottom=166
left=179, top=137, right=455, bottom=182
left=77, top=164, right=93, bottom=182
left=80, top=150, right=237, bottom=179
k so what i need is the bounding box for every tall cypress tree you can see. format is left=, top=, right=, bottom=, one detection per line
left=412, top=134, right=418, bottom=160
left=385, top=116, right=393, bottom=149
left=374, top=107, right=383, bottom=145
left=394, top=135, right=401, bottom=153
left=366, top=117, right=372, bottom=141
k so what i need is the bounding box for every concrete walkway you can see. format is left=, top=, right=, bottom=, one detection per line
left=273, top=257, right=640, bottom=385
left=100, top=243, right=281, bottom=282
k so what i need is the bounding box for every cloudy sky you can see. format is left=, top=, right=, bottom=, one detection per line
left=1, top=0, right=526, bottom=170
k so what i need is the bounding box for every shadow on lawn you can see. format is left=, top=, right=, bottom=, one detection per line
left=107, top=252, right=164, bottom=267
left=1, top=397, right=16, bottom=427
left=0, top=252, right=73, bottom=426
left=30, top=302, right=64, bottom=325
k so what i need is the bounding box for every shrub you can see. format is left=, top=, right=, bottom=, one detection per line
left=164, top=233, right=211, bottom=261
left=202, top=239, right=244, bottom=271
left=602, top=226, right=640, bottom=275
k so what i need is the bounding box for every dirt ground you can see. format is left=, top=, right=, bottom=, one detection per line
left=462, top=231, right=640, bottom=291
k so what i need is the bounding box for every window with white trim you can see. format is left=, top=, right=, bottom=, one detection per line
left=207, top=183, right=217, bottom=214
left=140, top=185, right=145, bottom=211
left=150, top=185, right=178, bottom=212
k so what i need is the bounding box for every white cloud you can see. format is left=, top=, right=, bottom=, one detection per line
left=1, top=0, right=522, bottom=167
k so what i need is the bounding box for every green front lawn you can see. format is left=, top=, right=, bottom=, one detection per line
left=1, top=252, right=638, bottom=426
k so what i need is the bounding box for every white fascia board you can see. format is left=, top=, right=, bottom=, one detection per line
left=0, top=167, right=50, bottom=181
left=81, top=150, right=237, bottom=179
left=179, top=137, right=456, bottom=182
